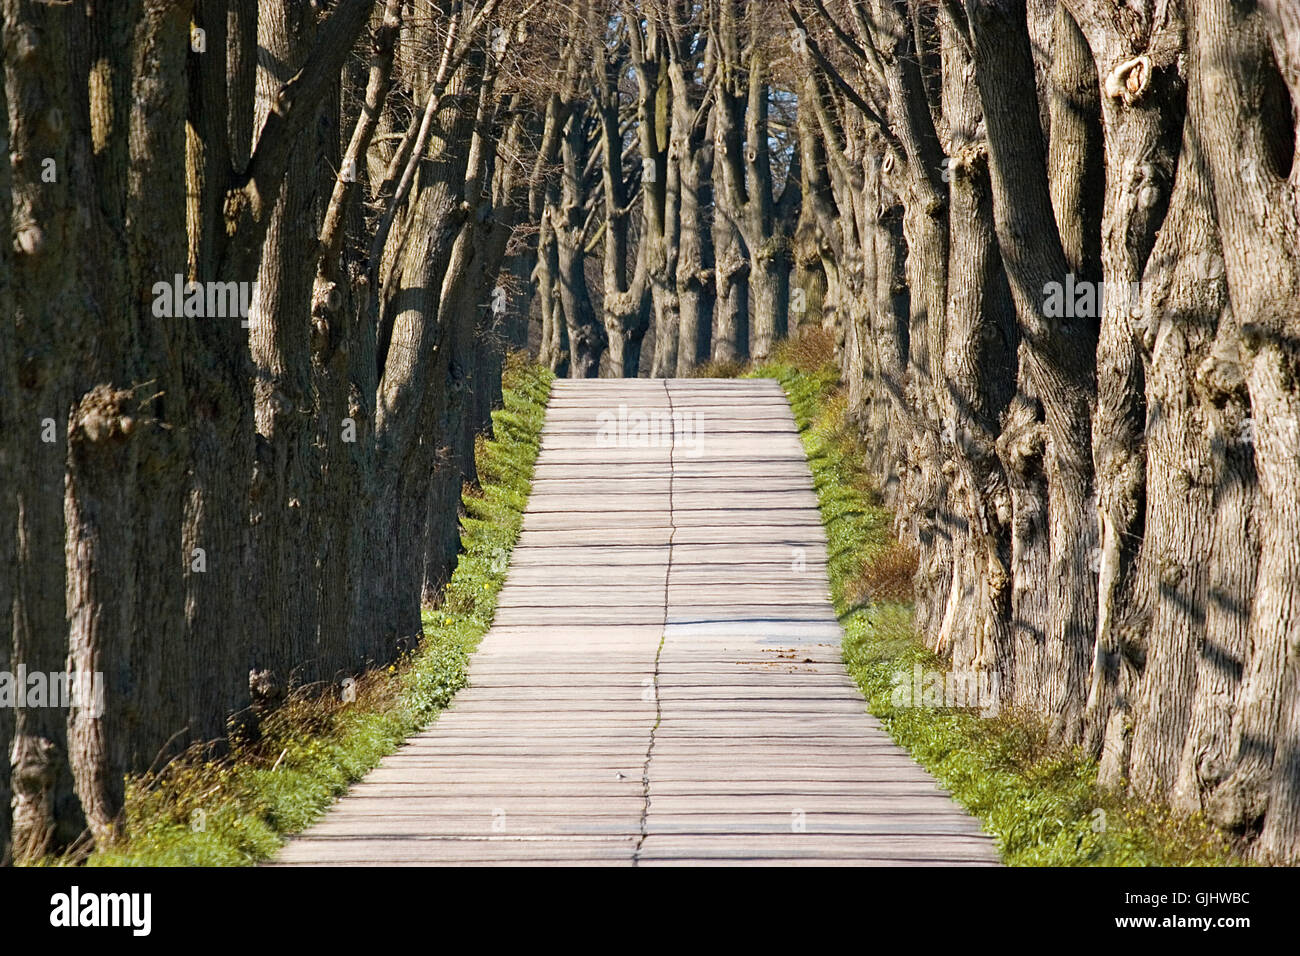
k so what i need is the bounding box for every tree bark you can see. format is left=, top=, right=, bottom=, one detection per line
left=594, top=19, right=651, bottom=378
left=371, top=49, right=480, bottom=649
left=5, top=0, right=87, bottom=860
left=931, top=4, right=1018, bottom=699
left=1193, top=0, right=1300, bottom=860
left=248, top=0, right=324, bottom=689
left=63, top=0, right=193, bottom=848
left=712, top=0, right=798, bottom=361
left=969, top=0, right=1099, bottom=745
left=555, top=107, right=606, bottom=377
left=0, top=26, right=14, bottom=863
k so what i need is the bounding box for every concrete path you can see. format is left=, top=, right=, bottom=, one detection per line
left=275, top=379, right=999, bottom=866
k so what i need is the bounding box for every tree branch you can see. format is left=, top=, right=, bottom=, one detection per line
left=222, top=0, right=377, bottom=280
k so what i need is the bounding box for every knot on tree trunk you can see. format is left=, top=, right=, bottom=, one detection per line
left=1207, top=774, right=1269, bottom=833
left=249, top=668, right=286, bottom=717
left=944, top=135, right=988, bottom=180
left=311, top=278, right=343, bottom=358
left=71, top=385, right=140, bottom=446
left=1104, top=55, right=1153, bottom=106
left=16, top=223, right=45, bottom=256
left=996, top=395, right=1046, bottom=474
left=272, top=78, right=298, bottom=118
left=1194, top=329, right=1248, bottom=405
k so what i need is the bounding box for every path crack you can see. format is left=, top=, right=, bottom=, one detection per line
left=633, top=380, right=675, bottom=866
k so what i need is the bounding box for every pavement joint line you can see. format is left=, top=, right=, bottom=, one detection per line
left=634, top=379, right=674, bottom=866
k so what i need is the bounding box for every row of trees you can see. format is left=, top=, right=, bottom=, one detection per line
left=529, top=0, right=813, bottom=378
left=537, top=0, right=1300, bottom=863
left=783, top=0, right=1299, bottom=862
left=0, top=0, right=553, bottom=864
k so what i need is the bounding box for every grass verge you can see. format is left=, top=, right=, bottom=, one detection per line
left=748, top=331, right=1238, bottom=866
left=82, top=353, right=552, bottom=866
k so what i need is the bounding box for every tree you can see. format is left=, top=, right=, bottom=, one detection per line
left=1, top=0, right=549, bottom=863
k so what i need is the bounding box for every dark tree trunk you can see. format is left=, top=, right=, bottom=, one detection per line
left=969, top=0, right=1099, bottom=745
left=249, top=0, right=323, bottom=688
left=372, top=52, right=480, bottom=649
left=0, top=28, right=14, bottom=863
left=555, top=109, right=606, bottom=377
left=64, top=0, right=192, bottom=848
left=931, top=6, right=1018, bottom=699
left=5, top=0, right=86, bottom=860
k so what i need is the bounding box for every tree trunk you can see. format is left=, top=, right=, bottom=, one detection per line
left=5, top=0, right=86, bottom=860
left=0, top=30, right=14, bottom=862
left=249, top=0, right=323, bottom=688
left=536, top=203, right=571, bottom=375
left=1064, top=0, right=1185, bottom=782
left=712, top=2, right=798, bottom=361
left=372, top=53, right=479, bottom=649
left=634, top=24, right=681, bottom=379
left=711, top=60, right=750, bottom=365
left=673, top=96, right=715, bottom=375
left=1124, top=83, right=1252, bottom=804
left=969, top=0, right=1099, bottom=744
left=931, top=6, right=1018, bottom=698
left=63, top=0, right=193, bottom=848
left=595, top=24, right=651, bottom=379
left=1193, top=0, right=1300, bottom=860
left=555, top=109, right=606, bottom=377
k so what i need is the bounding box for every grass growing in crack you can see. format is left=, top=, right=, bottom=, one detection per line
left=80, top=353, right=552, bottom=867
left=743, top=330, right=1238, bottom=867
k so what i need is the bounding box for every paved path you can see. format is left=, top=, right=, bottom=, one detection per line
left=275, top=379, right=998, bottom=866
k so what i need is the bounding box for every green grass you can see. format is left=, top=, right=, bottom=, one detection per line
left=748, top=334, right=1239, bottom=867
left=82, top=354, right=553, bottom=866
